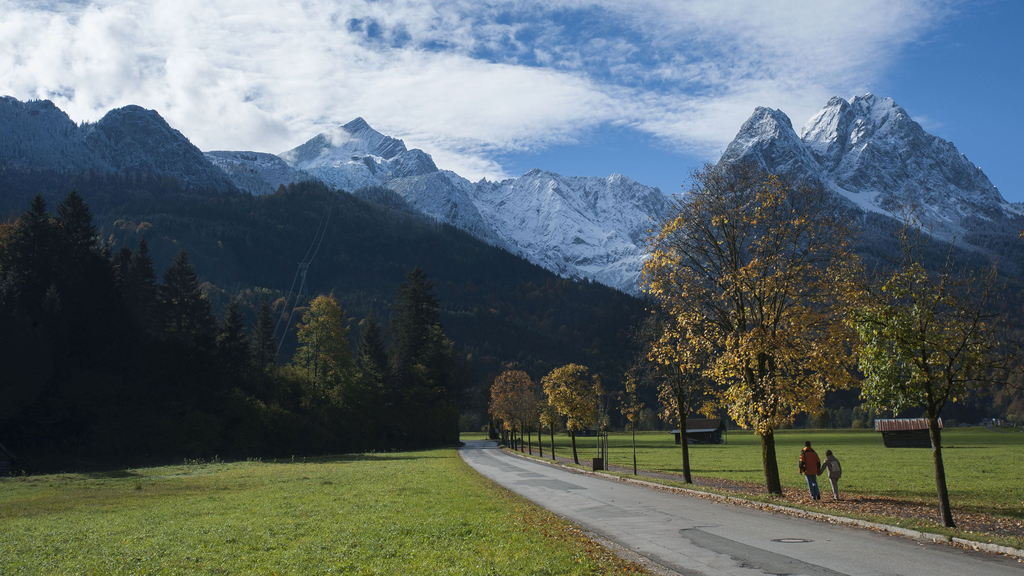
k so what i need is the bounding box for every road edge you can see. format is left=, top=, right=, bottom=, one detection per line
left=498, top=446, right=1024, bottom=561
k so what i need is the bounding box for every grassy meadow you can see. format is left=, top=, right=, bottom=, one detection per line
left=524, top=427, right=1024, bottom=519
left=0, top=449, right=650, bottom=575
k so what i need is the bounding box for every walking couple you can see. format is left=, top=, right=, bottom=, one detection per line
left=799, top=441, right=842, bottom=500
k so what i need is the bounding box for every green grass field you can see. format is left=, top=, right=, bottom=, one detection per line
left=0, top=450, right=650, bottom=575
left=524, top=427, right=1024, bottom=519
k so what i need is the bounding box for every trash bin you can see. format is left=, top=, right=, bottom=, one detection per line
left=592, top=457, right=604, bottom=471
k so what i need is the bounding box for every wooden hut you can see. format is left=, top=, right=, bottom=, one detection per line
left=0, top=442, right=15, bottom=477
left=875, top=418, right=940, bottom=448
left=671, top=418, right=727, bottom=445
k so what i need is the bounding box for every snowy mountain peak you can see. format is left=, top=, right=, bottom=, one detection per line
left=211, top=116, right=673, bottom=292
left=721, top=106, right=823, bottom=181
left=275, top=118, right=437, bottom=191
left=722, top=94, right=1010, bottom=233
left=283, top=117, right=409, bottom=167
left=340, top=117, right=408, bottom=160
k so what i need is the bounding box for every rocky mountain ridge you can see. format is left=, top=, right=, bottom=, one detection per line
left=0, top=96, right=234, bottom=191
left=2, top=94, right=1018, bottom=294
left=721, top=94, right=1017, bottom=235
left=209, top=117, right=673, bottom=292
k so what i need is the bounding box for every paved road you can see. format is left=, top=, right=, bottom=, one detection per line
left=460, top=440, right=1023, bottom=576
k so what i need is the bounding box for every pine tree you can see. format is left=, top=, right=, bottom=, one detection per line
left=389, top=267, right=441, bottom=377
left=388, top=267, right=460, bottom=446
left=356, top=311, right=389, bottom=383
left=218, top=299, right=251, bottom=385
left=159, top=250, right=215, bottom=349
left=55, top=190, right=97, bottom=256
left=6, top=195, right=55, bottom=311
left=113, top=246, right=134, bottom=285
left=123, top=236, right=158, bottom=330
left=251, top=299, right=278, bottom=370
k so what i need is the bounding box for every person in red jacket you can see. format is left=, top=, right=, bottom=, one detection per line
left=799, top=441, right=822, bottom=500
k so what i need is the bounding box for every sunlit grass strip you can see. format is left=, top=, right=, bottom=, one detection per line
left=0, top=450, right=653, bottom=575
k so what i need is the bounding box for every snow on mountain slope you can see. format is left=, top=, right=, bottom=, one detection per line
left=277, top=117, right=438, bottom=192
left=84, top=106, right=236, bottom=191
left=470, top=170, right=673, bottom=290
left=385, top=170, right=502, bottom=246
left=210, top=118, right=674, bottom=293
left=0, top=96, right=110, bottom=172
left=720, top=106, right=824, bottom=182
left=0, top=97, right=235, bottom=191
left=722, top=94, right=1013, bottom=235
left=205, top=151, right=313, bottom=196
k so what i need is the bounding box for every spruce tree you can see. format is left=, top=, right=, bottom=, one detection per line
left=159, top=250, right=215, bottom=349
left=251, top=299, right=278, bottom=370
left=218, top=299, right=251, bottom=385
left=6, top=195, right=55, bottom=311
left=55, top=190, right=97, bottom=256
left=388, top=267, right=460, bottom=446
left=124, top=236, right=158, bottom=330
left=389, top=267, right=441, bottom=377
left=356, top=311, right=389, bottom=382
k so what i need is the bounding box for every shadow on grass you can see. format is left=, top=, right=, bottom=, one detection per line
left=271, top=448, right=456, bottom=465
left=83, top=470, right=141, bottom=479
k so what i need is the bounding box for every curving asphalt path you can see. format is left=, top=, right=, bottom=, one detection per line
left=459, top=440, right=1023, bottom=576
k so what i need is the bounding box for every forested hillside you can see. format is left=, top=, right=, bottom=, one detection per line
left=0, top=173, right=646, bottom=471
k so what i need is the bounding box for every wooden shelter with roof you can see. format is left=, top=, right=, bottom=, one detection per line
left=875, top=418, right=940, bottom=448
left=671, top=418, right=727, bottom=445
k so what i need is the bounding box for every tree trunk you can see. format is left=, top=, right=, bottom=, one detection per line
left=527, top=426, right=532, bottom=455
left=677, top=395, right=692, bottom=483
left=929, top=415, right=956, bottom=528
left=760, top=430, right=783, bottom=495
left=631, top=423, right=637, bottom=475
left=550, top=427, right=556, bottom=460
left=538, top=421, right=544, bottom=458
left=570, top=430, right=579, bottom=464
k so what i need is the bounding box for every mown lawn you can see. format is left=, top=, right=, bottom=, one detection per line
left=530, top=427, right=1024, bottom=519
left=0, top=450, right=651, bottom=575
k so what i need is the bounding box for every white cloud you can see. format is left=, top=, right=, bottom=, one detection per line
left=0, top=0, right=960, bottom=180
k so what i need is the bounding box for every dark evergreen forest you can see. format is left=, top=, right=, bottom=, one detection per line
left=0, top=172, right=646, bottom=472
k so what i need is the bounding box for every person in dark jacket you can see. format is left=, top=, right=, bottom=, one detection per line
left=798, top=441, right=822, bottom=500
left=821, top=449, right=842, bottom=499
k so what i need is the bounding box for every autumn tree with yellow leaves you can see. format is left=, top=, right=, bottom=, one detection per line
left=542, top=364, right=602, bottom=465
left=489, top=369, right=538, bottom=451
left=642, top=163, right=859, bottom=495
left=640, top=314, right=720, bottom=484
left=294, top=294, right=355, bottom=398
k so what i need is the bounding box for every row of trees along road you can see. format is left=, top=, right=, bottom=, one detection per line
left=489, top=364, right=602, bottom=466
left=641, top=162, right=1021, bottom=528
left=0, top=192, right=462, bottom=470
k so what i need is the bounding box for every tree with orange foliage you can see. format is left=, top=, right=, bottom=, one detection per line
left=542, top=364, right=602, bottom=465
left=642, top=162, right=859, bottom=495
left=489, top=369, right=537, bottom=451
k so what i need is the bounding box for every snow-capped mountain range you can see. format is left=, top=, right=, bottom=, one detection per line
left=721, top=94, right=1020, bottom=235
left=1, top=94, right=1018, bottom=293
left=208, top=117, right=673, bottom=292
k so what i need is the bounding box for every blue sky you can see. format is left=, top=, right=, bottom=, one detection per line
left=1, top=0, right=1021, bottom=202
